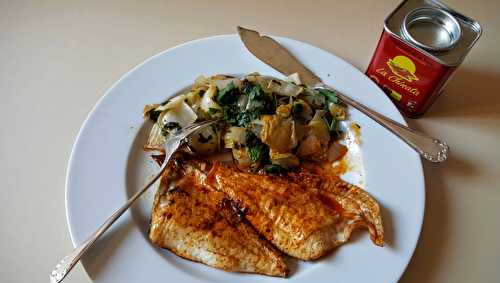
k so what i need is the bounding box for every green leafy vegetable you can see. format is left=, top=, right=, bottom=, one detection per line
left=327, top=117, right=337, bottom=132
left=245, top=131, right=269, bottom=163
left=292, top=103, right=304, bottom=120
left=161, top=122, right=181, bottom=136
left=237, top=112, right=252, bottom=127
left=248, top=144, right=267, bottom=162
left=244, top=84, right=276, bottom=116
left=164, top=121, right=182, bottom=130
left=323, top=112, right=337, bottom=132
left=220, top=82, right=276, bottom=127
left=302, top=88, right=326, bottom=109
left=148, top=110, right=162, bottom=123
left=318, top=88, right=338, bottom=104
left=197, top=133, right=213, bottom=144
left=262, top=164, right=286, bottom=174
left=208, top=107, right=220, bottom=115
left=323, top=112, right=343, bottom=139
left=245, top=130, right=260, bottom=148
left=223, top=107, right=237, bottom=124
left=222, top=105, right=251, bottom=127
left=217, top=82, right=239, bottom=105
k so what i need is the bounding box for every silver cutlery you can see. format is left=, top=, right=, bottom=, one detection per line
left=51, top=26, right=449, bottom=282
left=237, top=26, right=448, bottom=162
left=50, top=120, right=218, bottom=283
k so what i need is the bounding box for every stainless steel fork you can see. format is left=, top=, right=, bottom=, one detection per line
left=50, top=119, right=218, bottom=283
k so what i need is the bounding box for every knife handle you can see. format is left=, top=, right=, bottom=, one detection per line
left=317, top=85, right=449, bottom=162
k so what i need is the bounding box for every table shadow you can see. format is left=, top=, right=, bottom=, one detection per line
left=420, top=67, right=500, bottom=120
left=399, top=67, right=499, bottom=282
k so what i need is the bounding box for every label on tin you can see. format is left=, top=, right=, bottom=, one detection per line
left=366, top=31, right=454, bottom=116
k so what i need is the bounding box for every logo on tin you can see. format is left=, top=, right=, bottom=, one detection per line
left=387, top=55, right=419, bottom=82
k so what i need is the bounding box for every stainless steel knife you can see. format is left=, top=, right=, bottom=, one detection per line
left=237, top=26, right=448, bottom=163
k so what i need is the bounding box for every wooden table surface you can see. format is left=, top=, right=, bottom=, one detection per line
left=1, top=0, right=499, bottom=282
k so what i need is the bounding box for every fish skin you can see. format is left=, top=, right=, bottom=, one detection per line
left=149, top=160, right=288, bottom=277
left=205, top=162, right=345, bottom=260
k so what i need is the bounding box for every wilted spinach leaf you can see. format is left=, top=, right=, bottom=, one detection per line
left=220, top=82, right=276, bottom=127
left=148, top=110, right=162, bottom=123
left=244, top=84, right=276, bottom=117
left=197, top=133, right=213, bottom=144
left=245, top=131, right=269, bottom=163
left=291, top=103, right=304, bottom=120
left=208, top=107, right=220, bottom=115
left=262, top=164, right=286, bottom=174
left=318, top=88, right=338, bottom=104
left=217, top=82, right=239, bottom=105
left=161, top=122, right=181, bottom=136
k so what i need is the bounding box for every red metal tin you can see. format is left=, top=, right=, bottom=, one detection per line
left=366, top=31, right=456, bottom=117
left=366, top=0, right=481, bottom=118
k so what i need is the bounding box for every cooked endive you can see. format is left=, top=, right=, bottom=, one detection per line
left=143, top=73, right=347, bottom=172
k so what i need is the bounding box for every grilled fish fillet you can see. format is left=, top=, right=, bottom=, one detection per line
left=149, top=159, right=288, bottom=277
left=206, top=162, right=384, bottom=260
left=287, top=162, right=384, bottom=246
left=206, top=162, right=344, bottom=260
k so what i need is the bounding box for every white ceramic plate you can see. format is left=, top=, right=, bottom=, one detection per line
left=66, top=35, right=424, bottom=283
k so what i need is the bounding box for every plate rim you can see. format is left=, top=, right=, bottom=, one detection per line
left=64, top=33, right=425, bottom=283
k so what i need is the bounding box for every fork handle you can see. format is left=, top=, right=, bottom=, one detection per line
left=50, top=121, right=217, bottom=283
left=318, top=85, right=449, bottom=162
left=50, top=169, right=164, bottom=283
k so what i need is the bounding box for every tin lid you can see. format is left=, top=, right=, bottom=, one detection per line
left=384, top=0, right=482, bottom=66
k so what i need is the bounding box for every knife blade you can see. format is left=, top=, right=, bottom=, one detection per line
left=237, top=26, right=449, bottom=163
left=237, top=26, right=322, bottom=87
